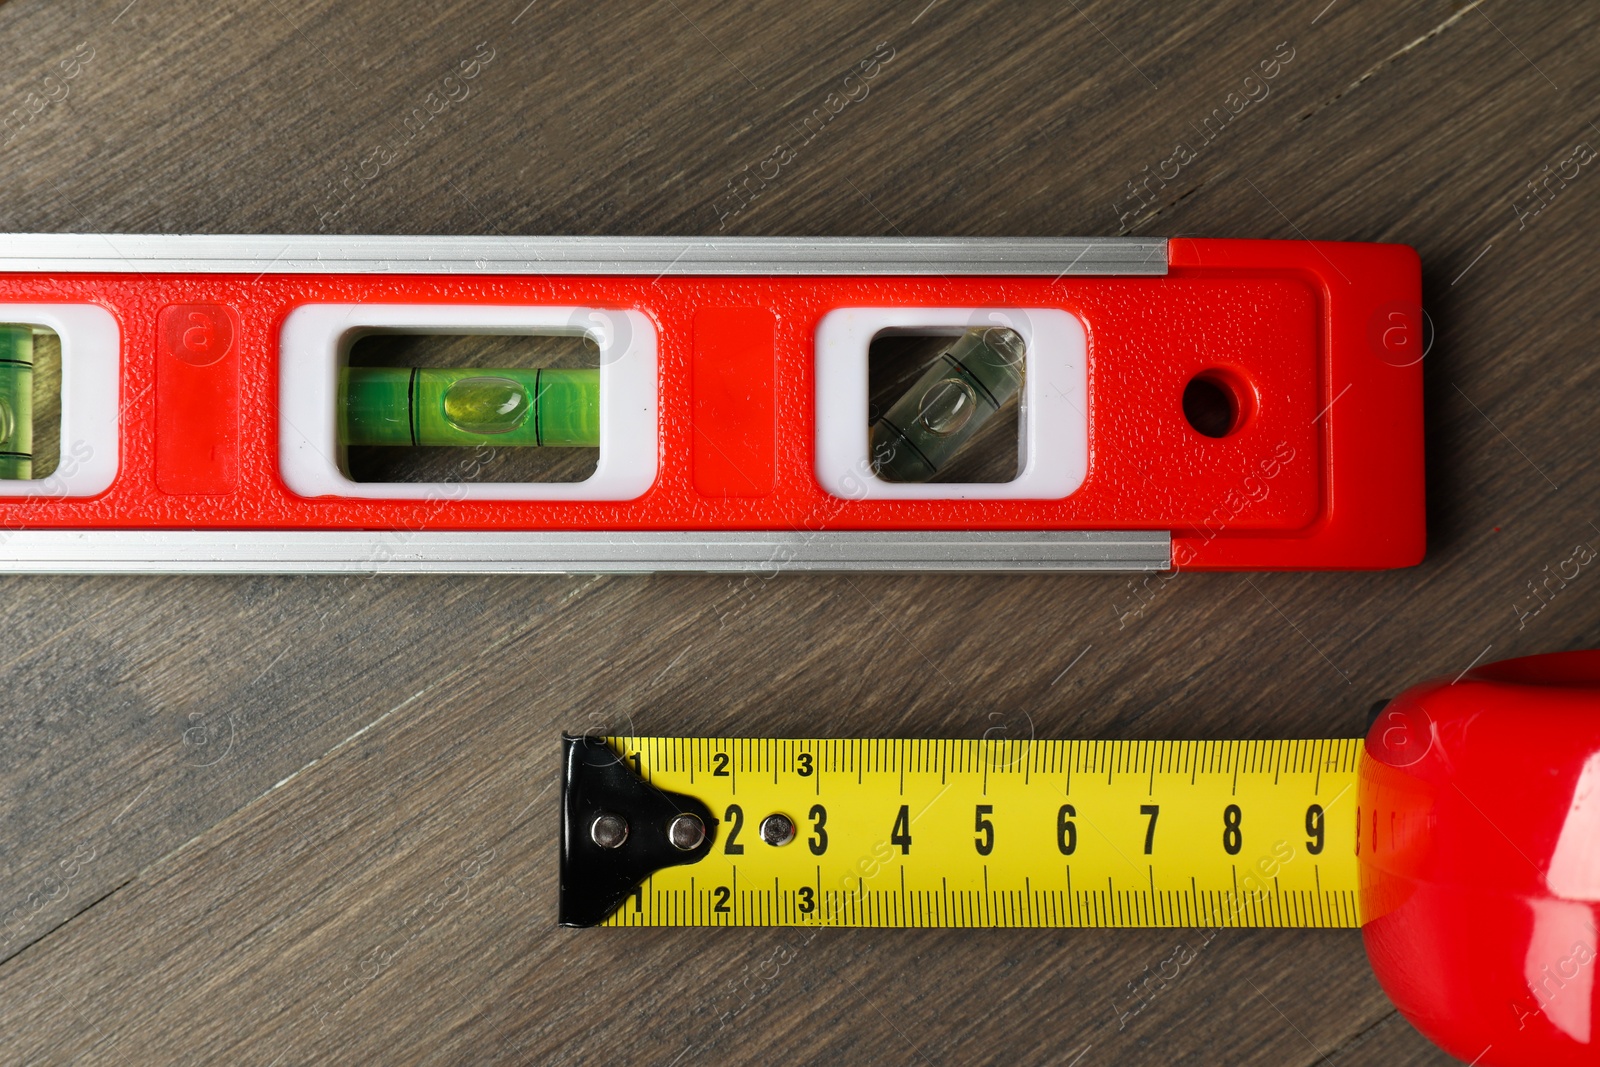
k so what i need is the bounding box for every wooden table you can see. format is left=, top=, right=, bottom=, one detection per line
left=0, top=1, right=1592, bottom=1062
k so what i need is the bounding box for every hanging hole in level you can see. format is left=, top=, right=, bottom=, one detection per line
left=1182, top=370, right=1251, bottom=439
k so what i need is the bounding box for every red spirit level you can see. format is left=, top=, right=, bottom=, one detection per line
left=0, top=235, right=1422, bottom=573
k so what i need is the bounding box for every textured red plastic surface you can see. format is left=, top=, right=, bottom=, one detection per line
left=1361, top=651, right=1600, bottom=1066
left=0, top=238, right=1424, bottom=569
left=1166, top=239, right=1425, bottom=570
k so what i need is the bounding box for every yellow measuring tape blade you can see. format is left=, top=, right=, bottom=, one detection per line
left=602, top=737, right=1364, bottom=928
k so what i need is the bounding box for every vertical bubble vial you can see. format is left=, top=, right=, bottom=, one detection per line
left=0, top=325, right=34, bottom=479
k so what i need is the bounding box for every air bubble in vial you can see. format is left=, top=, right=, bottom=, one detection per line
left=442, top=376, right=531, bottom=435
left=917, top=378, right=978, bottom=437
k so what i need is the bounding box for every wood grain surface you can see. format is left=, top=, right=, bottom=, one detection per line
left=0, top=0, right=1596, bottom=1063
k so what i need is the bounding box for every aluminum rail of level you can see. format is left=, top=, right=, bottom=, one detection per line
left=0, top=530, right=1171, bottom=575
left=0, top=234, right=1168, bottom=276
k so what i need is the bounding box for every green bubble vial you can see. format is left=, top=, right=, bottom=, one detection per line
left=0, top=325, right=34, bottom=480
left=341, top=367, right=599, bottom=449
left=869, top=327, right=1023, bottom=482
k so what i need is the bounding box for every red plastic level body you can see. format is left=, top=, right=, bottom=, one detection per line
left=0, top=238, right=1423, bottom=570
left=1362, top=651, right=1600, bottom=1067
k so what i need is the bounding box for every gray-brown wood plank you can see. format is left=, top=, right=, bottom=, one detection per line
left=0, top=0, right=1594, bottom=1062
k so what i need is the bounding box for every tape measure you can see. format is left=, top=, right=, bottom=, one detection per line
left=558, top=651, right=1600, bottom=1067
left=559, top=735, right=1362, bottom=928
